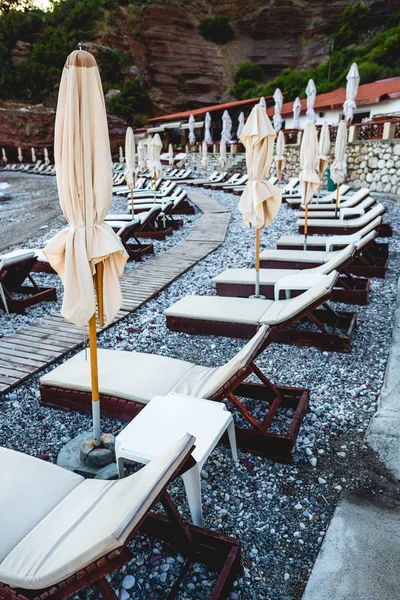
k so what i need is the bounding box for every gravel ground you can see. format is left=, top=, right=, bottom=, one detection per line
left=1, top=182, right=400, bottom=600
left=0, top=174, right=199, bottom=337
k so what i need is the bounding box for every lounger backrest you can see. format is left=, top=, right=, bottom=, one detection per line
left=196, top=325, right=272, bottom=399
left=0, top=250, right=36, bottom=270
left=355, top=229, right=377, bottom=252
left=340, top=187, right=369, bottom=207
left=260, top=271, right=338, bottom=326
left=313, top=244, right=355, bottom=274
left=353, top=202, right=385, bottom=226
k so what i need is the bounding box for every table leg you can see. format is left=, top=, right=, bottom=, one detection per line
left=181, top=466, right=203, bottom=527
left=227, top=419, right=238, bottom=463
left=117, top=456, right=125, bottom=479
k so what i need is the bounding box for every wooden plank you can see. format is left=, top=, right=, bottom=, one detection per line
left=0, top=341, right=60, bottom=360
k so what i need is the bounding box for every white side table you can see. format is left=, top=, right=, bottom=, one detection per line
left=274, top=273, right=328, bottom=301
left=115, top=392, right=238, bottom=527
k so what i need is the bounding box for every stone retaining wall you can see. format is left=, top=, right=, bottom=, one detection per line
left=184, top=139, right=400, bottom=195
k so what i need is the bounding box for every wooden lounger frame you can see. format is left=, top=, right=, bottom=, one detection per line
left=40, top=347, right=309, bottom=463
left=166, top=292, right=357, bottom=353
left=261, top=241, right=389, bottom=279
left=0, top=451, right=241, bottom=600
left=0, top=257, right=57, bottom=314
left=118, top=222, right=154, bottom=261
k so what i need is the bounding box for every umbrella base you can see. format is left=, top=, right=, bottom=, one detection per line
left=57, top=431, right=118, bottom=479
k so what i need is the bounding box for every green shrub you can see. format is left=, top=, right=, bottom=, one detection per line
left=106, top=77, right=151, bottom=126
left=199, top=15, right=234, bottom=44
left=233, top=61, right=263, bottom=84
left=230, top=78, right=259, bottom=99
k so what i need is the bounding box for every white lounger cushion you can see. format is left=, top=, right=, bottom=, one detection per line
left=165, top=273, right=337, bottom=327
left=260, top=248, right=328, bottom=264
left=0, top=434, right=194, bottom=590
left=0, top=249, right=36, bottom=267
left=295, top=188, right=370, bottom=214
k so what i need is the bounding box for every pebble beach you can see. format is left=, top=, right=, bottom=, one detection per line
left=0, top=173, right=400, bottom=599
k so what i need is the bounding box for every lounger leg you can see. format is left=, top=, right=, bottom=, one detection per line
left=94, top=577, right=119, bottom=600
left=181, top=465, right=203, bottom=527
left=117, top=456, right=125, bottom=479
left=0, top=282, right=8, bottom=314
left=227, top=418, right=238, bottom=464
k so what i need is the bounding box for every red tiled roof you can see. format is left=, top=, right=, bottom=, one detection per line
left=148, top=96, right=272, bottom=123
left=266, top=77, right=400, bottom=118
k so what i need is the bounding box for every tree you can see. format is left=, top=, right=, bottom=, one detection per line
left=0, top=0, right=35, bottom=14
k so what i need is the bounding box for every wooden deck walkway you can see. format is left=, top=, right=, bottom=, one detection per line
left=0, top=193, right=230, bottom=393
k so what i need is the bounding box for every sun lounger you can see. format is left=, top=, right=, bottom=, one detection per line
left=212, top=244, right=371, bottom=305
left=281, top=178, right=300, bottom=195
left=295, top=188, right=371, bottom=218
left=40, top=325, right=309, bottom=461
left=297, top=202, right=392, bottom=237
left=260, top=229, right=388, bottom=278
left=232, top=176, right=278, bottom=195
left=285, top=184, right=351, bottom=207
left=121, top=180, right=177, bottom=200
left=221, top=174, right=248, bottom=191
left=189, top=171, right=226, bottom=187
left=165, top=272, right=357, bottom=352
left=276, top=216, right=382, bottom=252
left=204, top=173, right=243, bottom=190
left=168, top=168, right=193, bottom=180
left=109, top=206, right=164, bottom=244
left=128, top=188, right=194, bottom=215
left=0, top=434, right=240, bottom=600
left=0, top=250, right=57, bottom=314
left=115, top=177, right=166, bottom=196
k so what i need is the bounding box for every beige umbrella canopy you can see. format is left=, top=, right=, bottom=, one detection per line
left=44, top=147, right=50, bottom=166
left=239, top=104, right=282, bottom=296
left=148, top=133, right=163, bottom=204
left=202, top=140, right=208, bottom=173
left=119, top=146, right=124, bottom=163
left=124, top=127, right=136, bottom=214
left=299, top=121, right=319, bottom=249
left=344, top=63, right=360, bottom=124
left=331, top=120, right=348, bottom=215
left=2, top=148, right=7, bottom=164
left=43, top=49, right=127, bottom=444
left=18, top=147, right=23, bottom=163
left=220, top=136, right=227, bottom=172
left=204, top=111, right=212, bottom=144
left=274, top=130, right=286, bottom=184
left=318, top=122, right=330, bottom=183
left=31, top=147, right=37, bottom=163
left=168, top=143, right=174, bottom=167
left=137, top=140, right=146, bottom=173
left=293, top=97, right=301, bottom=129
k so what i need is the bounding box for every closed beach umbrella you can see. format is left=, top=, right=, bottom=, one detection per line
left=318, top=122, right=330, bottom=186
left=331, top=120, right=348, bottom=216
left=222, top=110, right=232, bottom=142
left=306, top=79, right=317, bottom=123
left=273, top=88, right=283, bottom=132
left=343, top=63, right=360, bottom=124
left=237, top=111, right=245, bottom=138
left=259, top=96, right=266, bottom=109
left=220, top=136, right=227, bottom=172
left=293, top=97, right=301, bottom=129
left=148, top=133, right=163, bottom=204
left=124, top=127, right=136, bottom=214
left=202, top=140, right=208, bottom=173
left=239, top=104, right=282, bottom=297
left=188, top=114, right=196, bottom=144
left=274, top=130, right=286, bottom=184
left=44, top=147, right=50, bottom=166
left=2, top=148, right=7, bottom=164
left=168, top=143, right=174, bottom=167
left=299, top=121, right=319, bottom=249
left=119, top=145, right=124, bottom=163
left=137, top=140, right=146, bottom=174
left=43, top=49, right=127, bottom=445
left=31, top=147, right=36, bottom=163
left=204, top=111, right=212, bottom=144
left=18, top=147, right=23, bottom=163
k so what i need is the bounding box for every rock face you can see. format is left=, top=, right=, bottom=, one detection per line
left=0, top=103, right=126, bottom=160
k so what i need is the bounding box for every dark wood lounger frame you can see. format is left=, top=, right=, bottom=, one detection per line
left=0, top=450, right=241, bottom=600
left=166, top=292, right=357, bottom=353
left=41, top=342, right=309, bottom=463
left=0, top=257, right=57, bottom=314
left=261, top=241, right=389, bottom=279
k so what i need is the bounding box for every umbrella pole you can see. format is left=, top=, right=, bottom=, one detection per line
left=255, top=228, right=260, bottom=297
left=89, top=263, right=104, bottom=448
left=304, top=205, right=308, bottom=251
left=334, top=185, right=339, bottom=218
left=131, top=172, right=136, bottom=219
left=153, top=173, right=157, bottom=205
